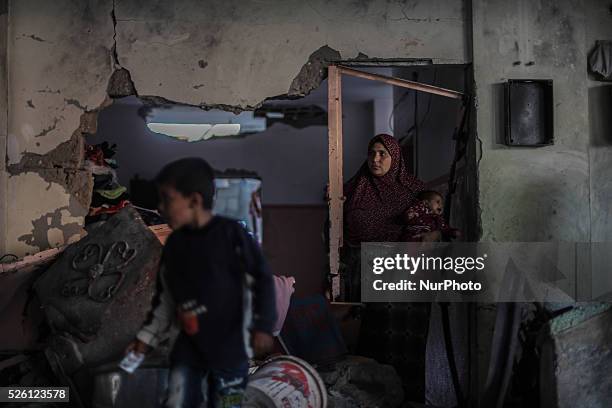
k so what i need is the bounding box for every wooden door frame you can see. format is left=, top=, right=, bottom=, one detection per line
left=327, top=65, right=464, bottom=300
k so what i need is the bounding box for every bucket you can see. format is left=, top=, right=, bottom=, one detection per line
left=243, top=355, right=327, bottom=408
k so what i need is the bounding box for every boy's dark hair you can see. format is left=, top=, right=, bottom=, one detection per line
left=155, top=158, right=215, bottom=209
left=417, top=190, right=443, bottom=201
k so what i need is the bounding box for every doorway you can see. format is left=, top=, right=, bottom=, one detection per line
left=325, top=63, right=475, bottom=301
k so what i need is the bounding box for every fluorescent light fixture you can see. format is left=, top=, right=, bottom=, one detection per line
left=147, top=122, right=241, bottom=142
left=265, top=112, right=285, bottom=119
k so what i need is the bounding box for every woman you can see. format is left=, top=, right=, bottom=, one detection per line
left=340, top=134, right=438, bottom=300
left=340, top=134, right=434, bottom=402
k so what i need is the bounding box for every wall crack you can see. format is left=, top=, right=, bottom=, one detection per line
left=64, top=98, right=88, bottom=112
left=34, top=117, right=62, bottom=138
left=110, top=0, right=121, bottom=69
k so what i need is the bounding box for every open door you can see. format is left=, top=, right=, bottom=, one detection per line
left=326, top=65, right=466, bottom=301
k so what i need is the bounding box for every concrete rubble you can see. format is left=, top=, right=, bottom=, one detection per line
left=0, top=205, right=410, bottom=407
left=0, top=207, right=163, bottom=405
left=320, top=356, right=404, bottom=408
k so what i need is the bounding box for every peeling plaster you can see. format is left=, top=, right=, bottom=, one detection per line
left=472, top=0, right=590, bottom=242
left=7, top=111, right=100, bottom=210
left=8, top=0, right=114, bottom=163
left=18, top=205, right=84, bottom=251
left=33, top=117, right=60, bottom=138
left=288, top=46, right=341, bottom=97
left=134, top=42, right=343, bottom=115
left=138, top=94, right=256, bottom=115
left=8, top=172, right=87, bottom=256
left=114, top=0, right=466, bottom=107
left=136, top=44, right=343, bottom=115
left=46, top=227, right=64, bottom=247
left=20, top=33, right=46, bottom=42
left=107, top=68, right=137, bottom=98
left=64, top=98, right=89, bottom=111
left=5, top=0, right=468, bottom=257
left=36, top=88, right=61, bottom=94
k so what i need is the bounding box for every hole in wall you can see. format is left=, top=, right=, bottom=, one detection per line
left=85, top=64, right=478, bottom=298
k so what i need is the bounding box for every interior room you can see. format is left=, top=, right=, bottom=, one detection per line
left=1, top=1, right=611, bottom=407
left=85, top=65, right=472, bottom=298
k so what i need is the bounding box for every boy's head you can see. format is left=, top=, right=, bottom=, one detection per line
left=155, top=158, right=215, bottom=229
left=418, top=190, right=444, bottom=215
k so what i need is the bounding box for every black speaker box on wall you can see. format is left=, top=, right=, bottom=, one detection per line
left=504, top=79, right=554, bottom=146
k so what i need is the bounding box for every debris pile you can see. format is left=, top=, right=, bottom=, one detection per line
left=1, top=207, right=409, bottom=408
left=320, top=356, right=404, bottom=408
left=0, top=207, right=163, bottom=405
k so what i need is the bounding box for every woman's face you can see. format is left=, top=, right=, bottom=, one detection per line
left=368, top=142, right=392, bottom=177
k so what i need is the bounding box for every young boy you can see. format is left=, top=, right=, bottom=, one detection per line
left=125, top=158, right=277, bottom=408
left=403, top=190, right=460, bottom=241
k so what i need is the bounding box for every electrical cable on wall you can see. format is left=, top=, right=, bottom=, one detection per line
left=413, top=71, right=419, bottom=176
left=387, top=67, right=438, bottom=142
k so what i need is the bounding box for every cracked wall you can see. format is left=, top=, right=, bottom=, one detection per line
left=2, top=0, right=468, bottom=256
left=114, top=0, right=467, bottom=107
left=2, top=0, right=605, bottom=257
left=587, top=1, right=612, bottom=241
left=472, top=0, right=590, bottom=243
left=586, top=1, right=612, bottom=306
left=0, top=1, right=7, bottom=256
left=4, top=0, right=114, bottom=255
left=470, top=0, right=608, bottom=400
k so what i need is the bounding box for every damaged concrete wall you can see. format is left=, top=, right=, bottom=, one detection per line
left=114, top=0, right=468, bottom=106
left=471, top=0, right=596, bottom=401
left=5, top=0, right=114, bottom=256
left=3, top=0, right=468, bottom=256
left=0, top=0, right=7, bottom=256
left=473, top=0, right=590, bottom=243
left=588, top=2, right=612, bottom=237
left=586, top=0, right=612, bottom=293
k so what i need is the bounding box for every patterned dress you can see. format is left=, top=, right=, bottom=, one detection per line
left=402, top=200, right=458, bottom=241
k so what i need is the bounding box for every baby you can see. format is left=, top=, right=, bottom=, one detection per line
left=403, top=190, right=460, bottom=241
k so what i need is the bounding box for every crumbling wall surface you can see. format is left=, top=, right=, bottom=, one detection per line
left=113, top=0, right=468, bottom=106
left=541, top=305, right=612, bottom=407
left=471, top=0, right=590, bottom=402
left=586, top=0, right=612, bottom=295
left=472, top=0, right=589, bottom=243
left=5, top=0, right=114, bottom=256
left=3, top=0, right=468, bottom=256
left=0, top=1, right=8, bottom=256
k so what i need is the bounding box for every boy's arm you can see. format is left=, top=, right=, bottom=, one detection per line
left=136, top=264, right=177, bottom=348
left=238, top=226, right=277, bottom=335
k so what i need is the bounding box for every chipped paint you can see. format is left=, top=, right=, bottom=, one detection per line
left=7, top=0, right=114, bottom=164
left=473, top=0, right=590, bottom=242
left=115, top=0, right=467, bottom=107
left=288, top=46, right=342, bottom=97
left=107, top=68, right=137, bottom=98
left=5, top=0, right=468, bottom=257
left=8, top=172, right=87, bottom=256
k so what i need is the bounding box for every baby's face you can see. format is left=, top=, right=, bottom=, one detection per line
left=425, top=194, right=444, bottom=215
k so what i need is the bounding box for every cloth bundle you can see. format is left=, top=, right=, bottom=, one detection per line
left=272, top=275, right=296, bottom=336
left=85, top=142, right=130, bottom=224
